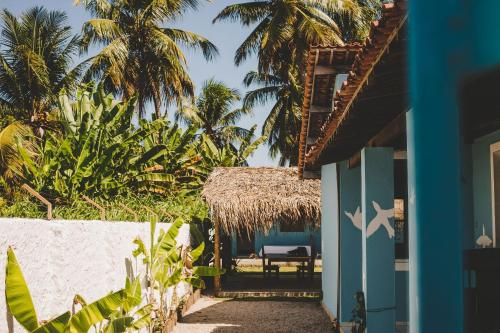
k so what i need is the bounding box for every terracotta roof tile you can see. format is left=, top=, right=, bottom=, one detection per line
left=298, top=0, right=408, bottom=178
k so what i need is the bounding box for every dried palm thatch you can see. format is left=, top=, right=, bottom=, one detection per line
left=202, top=167, right=321, bottom=234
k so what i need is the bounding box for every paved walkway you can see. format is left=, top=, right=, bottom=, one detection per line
left=172, top=297, right=335, bottom=333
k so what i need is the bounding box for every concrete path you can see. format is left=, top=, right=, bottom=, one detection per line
left=172, top=297, right=335, bottom=333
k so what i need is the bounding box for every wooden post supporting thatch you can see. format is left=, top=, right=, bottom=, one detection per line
left=213, top=217, right=222, bottom=294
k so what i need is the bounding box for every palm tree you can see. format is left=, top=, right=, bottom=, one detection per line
left=0, top=123, right=34, bottom=189
left=0, top=7, right=84, bottom=125
left=176, top=79, right=252, bottom=148
left=213, top=0, right=373, bottom=74
left=243, top=70, right=301, bottom=165
left=215, top=0, right=378, bottom=164
left=77, top=0, right=218, bottom=119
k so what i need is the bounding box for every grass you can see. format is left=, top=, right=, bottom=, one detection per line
left=237, top=266, right=322, bottom=273
left=0, top=192, right=208, bottom=222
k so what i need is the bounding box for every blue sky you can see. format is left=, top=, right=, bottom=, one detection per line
left=2, top=0, right=277, bottom=166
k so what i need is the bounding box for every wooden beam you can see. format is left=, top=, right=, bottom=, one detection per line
left=315, top=65, right=337, bottom=75
left=306, top=137, right=317, bottom=145
left=310, top=105, right=330, bottom=113
left=348, top=112, right=407, bottom=168
left=21, top=184, right=52, bottom=220
left=213, top=218, right=222, bottom=294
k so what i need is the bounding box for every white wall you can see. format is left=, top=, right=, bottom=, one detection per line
left=0, top=218, right=190, bottom=332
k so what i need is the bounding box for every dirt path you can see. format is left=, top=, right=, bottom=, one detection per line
left=172, top=297, right=335, bottom=333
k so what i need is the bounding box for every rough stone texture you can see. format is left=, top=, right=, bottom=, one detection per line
left=0, top=218, right=190, bottom=332
left=172, top=297, right=335, bottom=333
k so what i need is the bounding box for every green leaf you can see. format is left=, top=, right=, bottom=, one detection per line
left=104, top=316, right=133, bottom=333
left=184, top=277, right=205, bottom=289
left=123, top=277, right=141, bottom=311
left=136, top=173, right=175, bottom=183
left=5, top=247, right=39, bottom=332
left=190, top=242, right=205, bottom=263
left=132, top=238, right=148, bottom=261
left=133, top=304, right=152, bottom=318
left=156, top=218, right=184, bottom=256
left=67, top=290, right=125, bottom=333
left=129, top=313, right=151, bottom=331
left=31, top=311, right=70, bottom=333
left=193, top=266, right=225, bottom=277
left=73, top=294, right=87, bottom=307
left=163, top=266, right=183, bottom=288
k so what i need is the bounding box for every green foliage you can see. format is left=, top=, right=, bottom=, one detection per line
left=0, top=123, right=35, bottom=187
left=176, top=79, right=252, bottom=147
left=243, top=70, right=302, bottom=165
left=213, top=0, right=374, bottom=74
left=0, top=191, right=208, bottom=223
left=16, top=85, right=201, bottom=200
left=5, top=247, right=39, bottom=331
left=214, top=0, right=379, bottom=164
left=133, top=219, right=224, bottom=327
left=5, top=247, right=150, bottom=333
left=0, top=7, right=85, bottom=123
left=77, top=0, right=218, bottom=118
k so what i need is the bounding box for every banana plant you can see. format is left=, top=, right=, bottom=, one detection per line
left=132, top=218, right=224, bottom=329
left=17, top=84, right=178, bottom=200
left=4, top=247, right=151, bottom=333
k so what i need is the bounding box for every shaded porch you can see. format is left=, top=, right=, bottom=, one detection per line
left=202, top=167, right=322, bottom=297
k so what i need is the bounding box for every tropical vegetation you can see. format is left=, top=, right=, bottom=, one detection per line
left=5, top=220, right=224, bottom=332
left=77, top=0, right=218, bottom=119
left=0, top=1, right=379, bottom=331
left=0, top=7, right=85, bottom=127
left=214, top=0, right=379, bottom=164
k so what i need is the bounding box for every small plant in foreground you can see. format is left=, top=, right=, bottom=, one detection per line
left=5, top=219, right=224, bottom=332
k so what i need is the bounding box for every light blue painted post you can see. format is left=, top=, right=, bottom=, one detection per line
left=321, top=163, right=340, bottom=317
left=405, top=110, right=419, bottom=332
left=408, top=2, right=466, bottom=332
left=361, top=147, right=395, bottom=333
left=231, top=233, right=237, bottom=257
left=338, top=161, right=362, bottom=324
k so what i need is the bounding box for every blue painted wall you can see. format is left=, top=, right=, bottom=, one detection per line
left=361, top=147, right=395, bottom=333
left=321, top=163, right=340, bottom=318
left=254, top=225, right=321, bottom=254
left=230, top=225, right=322, bottom=256
left=339, top=161, right=363, bottom=322
left=472, top=129, right=500, bottom=246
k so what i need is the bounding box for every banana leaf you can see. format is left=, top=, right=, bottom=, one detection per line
left=31, top=311, right=70, bottom=333
left=123, top=277, right=141, bottom=312
left=193, top=266, right=225, bottom=277
left=67, top=289, right=125, bottom=333
left=5, top=247, right=39, bottom=332
left=190, top=242, right=205, bottom=263
left=103, top=316, right=133, bottom=333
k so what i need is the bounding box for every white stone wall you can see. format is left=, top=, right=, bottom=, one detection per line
left=0, top=218, right=191, bottom=332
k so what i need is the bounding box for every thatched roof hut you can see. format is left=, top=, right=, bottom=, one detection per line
left=202, top=167, right=321, bottom=234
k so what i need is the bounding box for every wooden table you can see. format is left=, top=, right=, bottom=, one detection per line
left=264, top=254, right=314, bottom=279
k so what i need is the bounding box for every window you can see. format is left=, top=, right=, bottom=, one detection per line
left=394, top=159, right=409, bottom=259
left=491, top=142, right=500, bottom=246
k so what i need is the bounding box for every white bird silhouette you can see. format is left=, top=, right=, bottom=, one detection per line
left=476, top=225, right=493, bottom=248
left=409, top=187, right=416, bottom=206
left=345, top=206, right=362, bottom=230
left=366, top=201, right=395, bottom=239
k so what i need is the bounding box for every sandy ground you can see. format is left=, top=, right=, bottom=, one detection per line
left=172, top=297, right=335, bottom=333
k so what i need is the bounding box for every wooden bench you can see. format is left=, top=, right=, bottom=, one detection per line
left=264, top=264, right=280, bottom=279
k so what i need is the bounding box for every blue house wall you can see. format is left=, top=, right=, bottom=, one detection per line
left=321, top=163, right=340, bottom=318
left=320, top=160, right=410, bottom=326
left=254, top=226, right=321, bottom=255
left=230, top=224, right=321, bottom=256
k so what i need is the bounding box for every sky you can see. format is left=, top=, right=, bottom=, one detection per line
left=1, top=0, right=277, bottom=166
